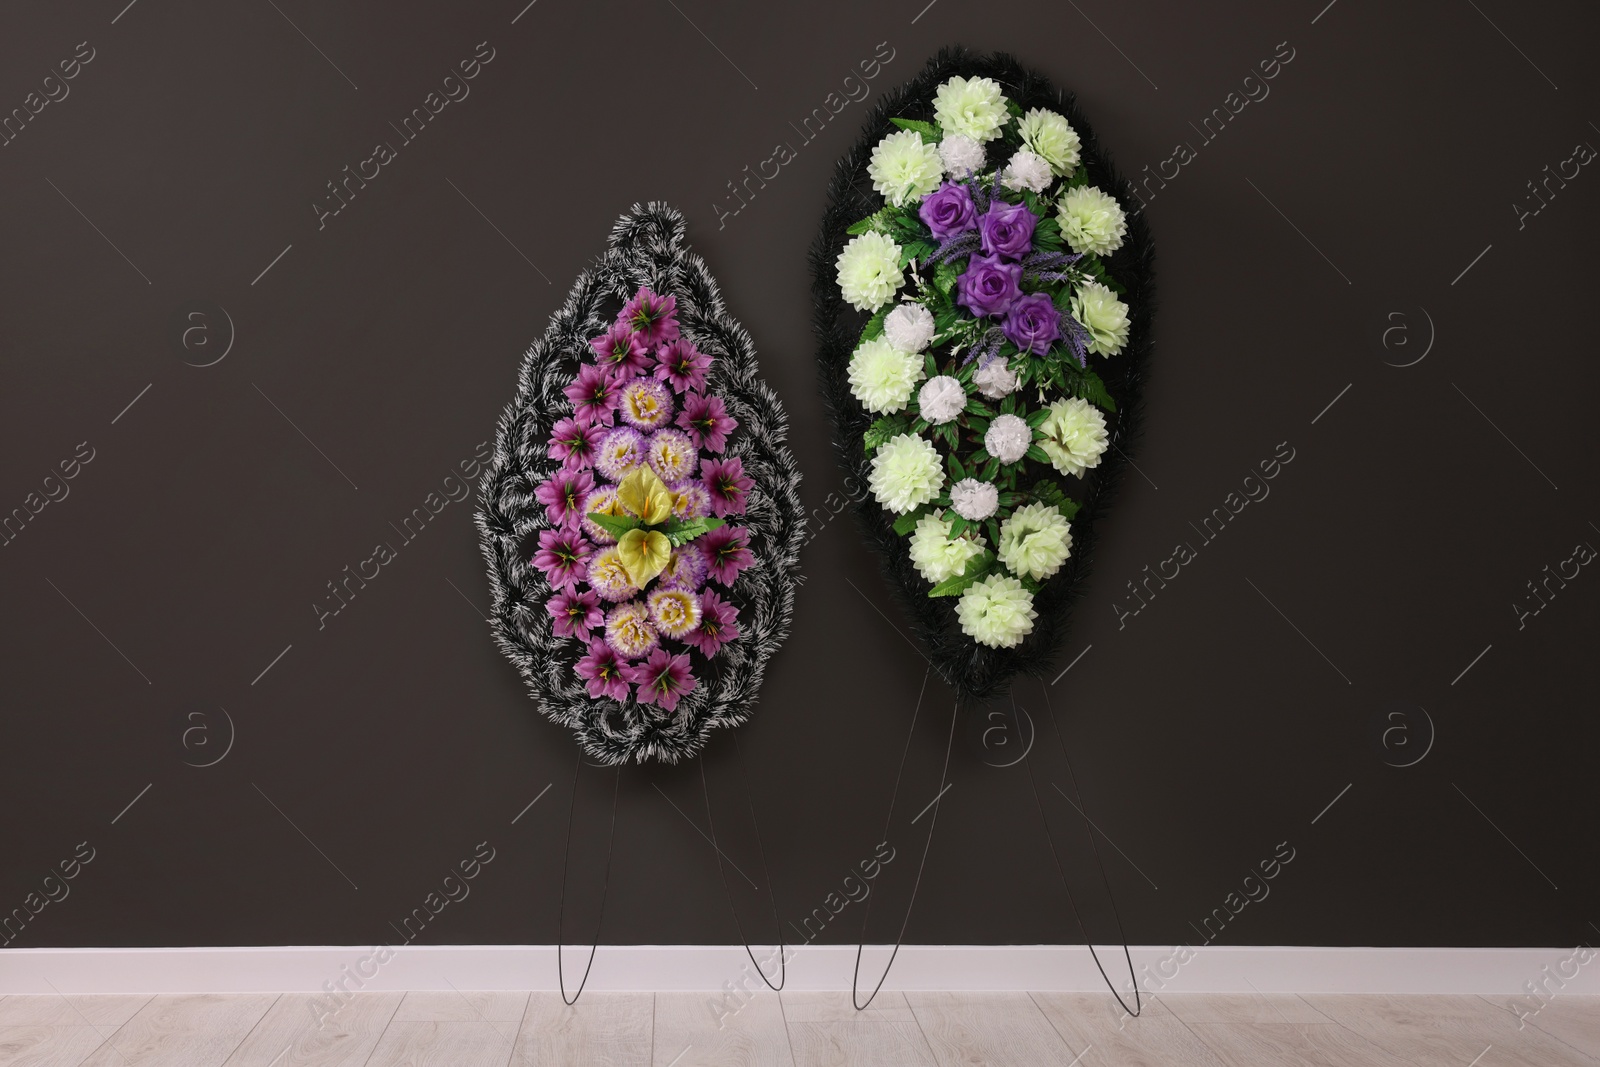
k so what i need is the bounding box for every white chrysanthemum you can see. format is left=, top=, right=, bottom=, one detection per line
left=918, top=375, right=965, bottom=424
left=956, top=574, right=1037, bottom=648
left=984, top=413, right=1031, bottom=464
left=950, top=478, right=998, bottom=521
left=908, top=510, right=987, bottom=584
left=1058, top=186, right=1128, bottom=256
left=869, top=433, right=946, bottom=514
left=1018, top=108, right=1082, bottom=176
left=1070, top=280, right=1131, bottom=356
left=1000, top=149, right=1054, bottom=194
left=848, top=337, right=923, bottom=414
left=998, top=502, right=1073, bottom=581
left=868, top=130, right=945, bottom=207
left=973, top=358, right=1020, bottom=399
left=1037, top=396, right=1109, bottom=478
left=938, top=133, right=985, bottom=177
left=884, top=303, right=936, bottom=353
left=932, top=75, right=1011, bottom=143
left=835, top=232, right=905, bottom=312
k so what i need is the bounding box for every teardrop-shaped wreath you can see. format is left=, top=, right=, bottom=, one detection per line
left=478, top=203, right=804, bottom=764
left=812, top=49, right=1154, bottom=699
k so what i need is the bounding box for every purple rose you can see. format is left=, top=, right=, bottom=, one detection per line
left=917, top=181, right=977, bottom=240
left=955, top=253, right=1023, bottom=318
left=978, top=199, right=1036, bottom=259
left=1003, top=292, right=1063, bottom=355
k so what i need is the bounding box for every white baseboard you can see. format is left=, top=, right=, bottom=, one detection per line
left=2, top=945, right=1595, bottom=997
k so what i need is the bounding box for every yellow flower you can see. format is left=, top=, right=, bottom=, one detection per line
left=615, top=528, right=673, bottom=588
left=615, top=467, right=675, bottom=525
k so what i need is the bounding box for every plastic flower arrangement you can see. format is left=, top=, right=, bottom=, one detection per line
left=835, top=76, right=1132, bottom=649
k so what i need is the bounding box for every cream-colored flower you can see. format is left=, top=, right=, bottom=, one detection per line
left=932, top=75, right=1011, bottom=143
left=1058, top=186, right=1127, bottom=256
left=1018, top=108, right=1082, bottom=175
left=869, top=130, right=945, bottom=207
left=908, top=510, right=987, bottom=584
left=836, top=232, right=905, bottom=312
left=956, top=574, right=1037, bottom=648
left=997, top=502, right=1073, bottom=581
left=848, top=336, right=923, bottom=414
left=1037, top=396, right=1109, bottom=478
left=869, top=433, right=945, bottom=514
left=1070, top=281, right=1131, bottom=356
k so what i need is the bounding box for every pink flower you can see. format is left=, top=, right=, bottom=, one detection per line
left=575, top=639, right=632, bottom=702
left=532, top=529, right=593, bottom=592
left=701, top=456, right=753, bottom=518
left=684, top=587, right=740, bottom=656
left=620, top=287, right=680, bottom=349
left=564, top=364, right=621, bottom=427
left=654, top=339, right=711, bottom=394
left=699, top=525, right=753, bottom=586
left=676, top=393, right=739, bottom=453
left=547, top=417, right=604, bottom=469
left=590, top=322, right=651, bottom=373
left=535, top=468, right=595, bottom=527
left=546, top=588, right=603, bottom=639
left=625, top=647, right=697, bottom=713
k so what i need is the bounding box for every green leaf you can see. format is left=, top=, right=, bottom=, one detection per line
left=899, top=239, right=936, bottom=267
left=1057, top=499, right=1080, bottom=521
left=889, top=116, right=942, bottom=141
left=1063, top=365, right=1117, bottom=413
left=927, top=551, right=994, bottom=598
left=893, top=505, right=931, bottom=536
left=948, top=514, right=968, bottom=540
left=964, top=397, right=995, bottom=418
left=861, top=304, right=891, bottom=342
left=587, top=512, right=642, bottom=538
left=1025, top=407, right=1052, bottom=428
left=1031, top=479, right=1066, bottom=506
left=947, top=451, right=967, bottom=482
left=663, top=517, right=726, bottom=547
left=1024, top=444, right=1050, bottom=464
left=933, top=259, right=960, bottom=297
left=845, top=217, right=876, bottom=235
left=863, top=414, right=907, bottom=454
left=925, top=352, right=938, bottom=379
left=982, top=457, right=1001, bottom=481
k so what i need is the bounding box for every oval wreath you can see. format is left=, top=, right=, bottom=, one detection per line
left=478, top=203, right=805, bottom=765
left=811, top=48, right=1155, bottom=699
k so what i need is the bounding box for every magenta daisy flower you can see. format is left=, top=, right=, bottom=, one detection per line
left=669, top=482, right=712, bottom=521
left=547, top=416, right=604, bottom=469
left=589, top=322, right=651, bottom=373
left=564, top=364, right=621, bottom=427
left=676, top=393, right=739, bottom=453
left=625, top=647, right=697, bottom=713
left=532, top=529, right=593, bottom=592
left=580, top=485, right=623, bottom=544
left=587, top=547, right=639, bottom=602
left=546, top=588, right=604, bottom=639
left=618, top=377, right=674, bottom=432
left=657, top=544, right=709, bottom=592
left=620, top=287, right=680, bottom=349
left=534, top=468, right=595, bottom=527
left=605, top=600, right=659, bottom=660
left=699, top=525, right=754, bottom=586
left=595, top=426, right=646, bottom=481
left=701, top=456, right=753, bottom=518
left=646, top=429, right=698, bottom=484
left=684, top=587, right=740, bottom=656
left=575, top=639, right=632, bottom=702
left=654, top=339, right=711, bottom=394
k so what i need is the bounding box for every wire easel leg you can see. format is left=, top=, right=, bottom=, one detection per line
left=556, top=755, right=621, bottom=1006
left=698, top=733, right=787, bottom=991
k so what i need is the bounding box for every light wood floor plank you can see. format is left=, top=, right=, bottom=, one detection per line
left=1030, top=992, right=1227, bottom=1066
left=1187, top=1022, right=1387, bottom=1067
left=1496, top=997, right=1600, bottom=1058
left=782, top=992, right=932, bottom=1066
left=75, top=993, right=280, bottom=1067
left=905, top=991, right=1080, bottom=1067
left=0, top=1025, right=109, bottom=1067
left=510, top=992, right=651, bottom=1067
left=390, top=990, right=531, bottom=1024
left=1302, top=994, right=1596, bottom=1066
left=220, top=992, right=402, bottom=1067
left=653, top=990, right=793, bottom=1067
left=0, top=996, right=152, bottom=1029
left=362, top=1020, right=521, bottom=1067
left=1161, top=992, right=1335, bottom=1025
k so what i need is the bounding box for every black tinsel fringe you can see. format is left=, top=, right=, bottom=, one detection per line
left=809, top=48, right=1157, bottom=701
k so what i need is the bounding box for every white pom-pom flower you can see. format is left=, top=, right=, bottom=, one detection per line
left=869, top=433, right=946, bottom=514
left=938, top=133, right=985, bottom=177
left=868, top=129, right=945, bottom=207
left=932, top=75, right=1011, bottom=143
left=908, top=510, right=987, bottom=584
left=918, top=375, right=965, bottom=425
left=884, top=303, right=936, bottom=353
left=950, top=478, right=999, bottom=521
left=835, top=232, right=905, bottom=312
left=1037, top=396, right=1109, bottom=478
left=984, top=413, right=1032, bottom=465
left=956, top=574, right=1037, bottom=648
left=1000, top=149, right=1054, bottom=194
left=973, top=358, right=1020, bottom=399
left=1058, top=186, right=1128, bottom=256
left=848, top=337, right=923, bottom=414
left=1070, top=280, right=1131, bottom=356
left=1017, top=108, right=1082, bottom=176
left=997, top=502, right=1074, bottom=581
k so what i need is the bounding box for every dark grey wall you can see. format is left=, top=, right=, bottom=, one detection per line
left=1, top=0, right=1595, bottom=954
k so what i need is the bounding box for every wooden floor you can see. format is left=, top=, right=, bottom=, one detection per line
left=0, top=990, right=1593, bottom=1065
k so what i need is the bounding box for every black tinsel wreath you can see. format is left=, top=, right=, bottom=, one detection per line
left=477, top=203, right=805, bottom=765
left=810, top=48, right=1156, bottom=700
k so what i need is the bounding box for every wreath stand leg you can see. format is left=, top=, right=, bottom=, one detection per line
left=698, top=733, right=788, bottom=991
left=557, top=754, right=621, bottom=1006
